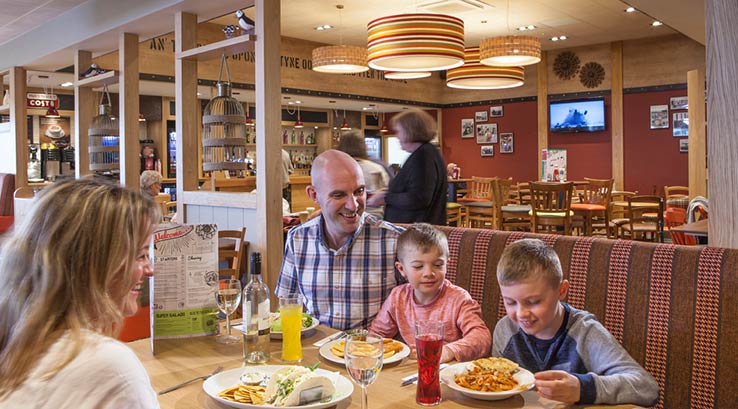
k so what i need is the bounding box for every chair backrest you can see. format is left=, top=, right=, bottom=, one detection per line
left=665, top=207, right=696, bottom=245
left=163, top=201, right=177, bottom=221
left=0, top=173, right=16, bottom=216
left=581, top=177, right=613, bottom=206
left=529, top=181, right=574, bottom=213
left=491, top=178, right=515, bottom=228
left=664, top=185, right=689, bottom=200
left=628, top=195, right=665, bottom=241
left=218, top=228, right=246, bottom=280
left=516, top=182, right=531, bottom=204
left=610, top=190, right=637, bottom=219
left=466, top=177, right=495, bottom=200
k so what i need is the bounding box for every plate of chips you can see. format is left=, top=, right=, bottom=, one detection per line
left=440, top=357, right=534, bottom=401
left=204, top=366, right=354, bottom=408
left=319, top=337, right=409, bottom=365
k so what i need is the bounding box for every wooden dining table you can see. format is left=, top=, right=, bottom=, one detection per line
left=129, top=326, right=643, bottom=409
left=670, top=218, right=708, bottom=237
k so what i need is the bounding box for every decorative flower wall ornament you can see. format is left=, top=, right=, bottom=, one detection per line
left=553, top=51, right=580, bottom=80
left=579, top=62, right=605, bottom=88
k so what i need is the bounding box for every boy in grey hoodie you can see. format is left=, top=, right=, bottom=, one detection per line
left=493, top=239, right=659, bottom=406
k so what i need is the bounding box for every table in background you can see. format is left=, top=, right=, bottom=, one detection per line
left=130, top=326, right=642, bottom=409
left=670, top=218, right=708, bottom=237
left=448, top=178, right=471, bottom=202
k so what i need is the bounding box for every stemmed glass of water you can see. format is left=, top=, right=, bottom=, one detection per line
left=215, top=278, right=242, bottom=344
left=344, top=330, right=383, bottom=409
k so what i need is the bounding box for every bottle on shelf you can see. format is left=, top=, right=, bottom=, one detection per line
left=299, top=130, right=305, bottom=144
left=243, top=252, right=270, bottom=364
left=290, top=129, right=296, bottom=144
left=282, top=130, right=288, bottom=144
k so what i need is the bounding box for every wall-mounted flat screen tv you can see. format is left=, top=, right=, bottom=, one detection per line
left=549, top=98, right=606, bottom=133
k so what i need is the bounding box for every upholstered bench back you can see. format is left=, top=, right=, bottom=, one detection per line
left=436, top=226, right=738, bottom=409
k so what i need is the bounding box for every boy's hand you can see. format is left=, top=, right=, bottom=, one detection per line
left=440, top=346, right=454, bottom=363
left=533, top=370, right=580, bottom=403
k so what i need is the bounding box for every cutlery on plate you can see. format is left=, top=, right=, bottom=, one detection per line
left=401, top=364, right=449, bottom=386
left=313, top=331, right=346, bottom=347
left=158, top=366, right=224, bottom=395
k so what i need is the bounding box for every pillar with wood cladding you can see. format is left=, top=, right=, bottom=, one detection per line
left=119, top=32, right=140, bottom=188
left=611, top=42, right=624, bottom=190
left=707, top=0, right=738, bottom=248
left=688, top=69, right=706, bottom=199
left=537, top=52, right=548, bottom=180
left=74, top=50, right=94, bottom=178
left=10, top=67, right=27, bottom=189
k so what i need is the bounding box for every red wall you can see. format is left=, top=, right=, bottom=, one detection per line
left=441, top=101, right=539, bottom=182
left=440, top=90, right=689, bottom=192
left=623, top=90, right=688, bottom=195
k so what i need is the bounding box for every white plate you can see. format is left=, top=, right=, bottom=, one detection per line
left=318, top=339, right=410, bottom=365
left=269, top=313, right=320, bottom=339
left=440, top=362, right=535, bottom=401
left=203, top=365, right=354, bottom=409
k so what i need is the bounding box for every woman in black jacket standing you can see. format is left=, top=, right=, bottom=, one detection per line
left=367, top=108, right=447, bottom=225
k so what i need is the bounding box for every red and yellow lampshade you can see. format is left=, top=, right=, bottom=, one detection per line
left=447, top=47, right=524, bottom=89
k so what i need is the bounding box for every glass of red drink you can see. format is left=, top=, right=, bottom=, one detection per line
left=415, top=320, right=444, bottom=406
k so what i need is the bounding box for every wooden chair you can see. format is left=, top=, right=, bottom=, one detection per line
left=571, top=178, right=613, bottom=236
left=459, top=177, right=496, bottom=228
left=607, top=190, right=637, bottom=238
left=446, top=202, right=465, bottom=227
left=493, top=178, right=531, bottom=231
left=664, top=185, right=689, bottom=209
left=665, top=207, right=697, bottom=245
left=529, top=181, right=574, bottom=235
left=162, top=201, right=177, bottom=221
left=621, top=195, right=664, bottom=242
left=218, top=228, right=247, bottom=281
left=457, top=177, right=495, bottom=203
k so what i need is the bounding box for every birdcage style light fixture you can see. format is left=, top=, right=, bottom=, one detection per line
left=202, top=53, right=247, bottom=175
left=88, top=83, right=119, bottom=173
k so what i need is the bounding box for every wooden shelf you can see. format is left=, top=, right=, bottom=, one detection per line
left=284, top=144, right=317, bottom=148
left=176, top=35, right=256, bottom=61
left=76, top=70, right=118, bottom=88
left=0, top=104, right=8, bottom=114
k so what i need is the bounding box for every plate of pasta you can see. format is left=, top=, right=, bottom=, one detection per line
left=440, top=357, right=535, bottom=401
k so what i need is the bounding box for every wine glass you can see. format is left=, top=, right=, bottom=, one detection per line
left=215, top=278, right=242, bottom=344
left=344, top=330, right=383, bottom=409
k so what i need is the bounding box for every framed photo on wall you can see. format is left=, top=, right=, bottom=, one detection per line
left=490, top=105, right=503, bottom=118
left=481, top=145, right=494, bottom=157
left=649, top=105, right=669, bottom=129
left=461, top=118, right=475, bottom=138
left=475, top=111, right=488, bottom=122
left=673, top=112, right=688, bottom=137
left=670, top=96, right=688, bottom=110
left=476, top=123, right=497, bottom=144
left=500, top=132, right=514, bottom=153
left=679, top=139, right=688, bottom=153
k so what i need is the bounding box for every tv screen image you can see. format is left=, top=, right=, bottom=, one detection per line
left=549, top=99, right=606, bottom=133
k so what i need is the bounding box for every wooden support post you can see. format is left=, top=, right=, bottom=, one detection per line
left=688, top=69, right=706, bottom=199
left=175, top=12, right=199, bottom=220
left=537, top=53, right=548, bottom=180
left=119, top=32, right=140, bottom=188
left=74, top=50, right=94, bottom=178
left=10, top=67, right=27, bottom=188
left=255, top=0, right=283, bottom=301
left=611, top=41, right=624, bottom=190
left=707, top=0, right=738, bottom=248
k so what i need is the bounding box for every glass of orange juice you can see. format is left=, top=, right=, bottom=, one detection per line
left=279, top=294, right=303, bottom=363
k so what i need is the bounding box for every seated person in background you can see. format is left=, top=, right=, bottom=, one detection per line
left=369, top=223, right=491, bottom=363
left=0, top=179, right=160, bottom=408
left=493, top=239, right=659, bottom=406
left=336, top=130, right=391, bottom=219
left=140, top=169, right=162, bottom=199
left=276, top=150, right=404, bottom=330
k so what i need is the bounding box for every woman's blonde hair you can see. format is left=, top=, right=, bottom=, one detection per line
left=390, top=108, right=437, bottom=143
left=0, top=178, right=159, bottom=396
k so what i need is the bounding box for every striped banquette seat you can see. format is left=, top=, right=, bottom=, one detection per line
left=437, top=226, right=738, bottom=409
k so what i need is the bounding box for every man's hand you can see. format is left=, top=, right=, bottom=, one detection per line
left=366, top=190, right=386, bottom=207
left=533, top=370, right=580, bottom=403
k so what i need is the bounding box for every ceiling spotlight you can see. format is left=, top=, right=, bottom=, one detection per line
left=652, top=21, right=663, bottom=27
left=315, top=24, right=333, bottom=31
left=625, top=7, right=636, bottom=13
left=551, top=37, right=558, bottom=42
left=527, top=25, right=535, bottom=30
left=60, top=81, right=73, bottom=87
left=559, top=35, right=567, bottom=40
left=550, top=36, right=567, bottom=41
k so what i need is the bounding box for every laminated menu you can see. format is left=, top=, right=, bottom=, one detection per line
left=150, top=223, right=219, bottom=352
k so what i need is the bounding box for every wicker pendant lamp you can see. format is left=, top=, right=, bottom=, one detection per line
left=479, top=0, right=541, bottom=67
left=202, top=54, right=247, bottom=175
left=367, top=13, right=465, bottom=72
left=447, top=47, right=525, bottom=89
left=312, top=5, right=369, bottom=74
left=88, top=83, right=119, bottom=173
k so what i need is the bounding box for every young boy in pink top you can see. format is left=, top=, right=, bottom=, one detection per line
left=369, top=223, right=491, bottom=363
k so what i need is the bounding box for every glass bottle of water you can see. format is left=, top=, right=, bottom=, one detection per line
left=243, top=252, right=270, bottom=363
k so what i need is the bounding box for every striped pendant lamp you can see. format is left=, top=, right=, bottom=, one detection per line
left=447, top=47, right=525, bottom=89
left=384, top=71, right=432, bottom=79
left=367, top=13, right=465, bottom=72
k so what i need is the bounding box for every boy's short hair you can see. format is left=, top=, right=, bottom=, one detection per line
left=397, top=223, right=449, bottom=261
left=497, top=239, right=563, bottom=289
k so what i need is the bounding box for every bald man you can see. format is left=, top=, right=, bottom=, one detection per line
left=276, top=150, right=404, bottom=330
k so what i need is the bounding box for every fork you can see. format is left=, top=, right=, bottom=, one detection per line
left=158, top=366, right=224, bottom=395
left=313, top=331, right=346, bottom=347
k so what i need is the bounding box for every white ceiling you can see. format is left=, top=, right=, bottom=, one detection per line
left=0, top=0, right=705, bottom=112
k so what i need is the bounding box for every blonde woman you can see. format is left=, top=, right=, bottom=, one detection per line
left=0, top=179, right=160, bottom=408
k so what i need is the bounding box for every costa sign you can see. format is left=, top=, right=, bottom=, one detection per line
left=26, top=93, right=59, bottom=109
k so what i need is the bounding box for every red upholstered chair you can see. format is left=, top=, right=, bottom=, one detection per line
left=118, top=305, right=150, bottom=342
left=571, top=178, right=613, bottom=236
left=0, top=174, right=15, bottom=234
left=665, top=207, right=696, bottom=245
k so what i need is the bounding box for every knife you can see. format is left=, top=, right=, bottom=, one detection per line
left=401, top=364, right=449, bottom=386
left=313, top=331, right=346, bottom=347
